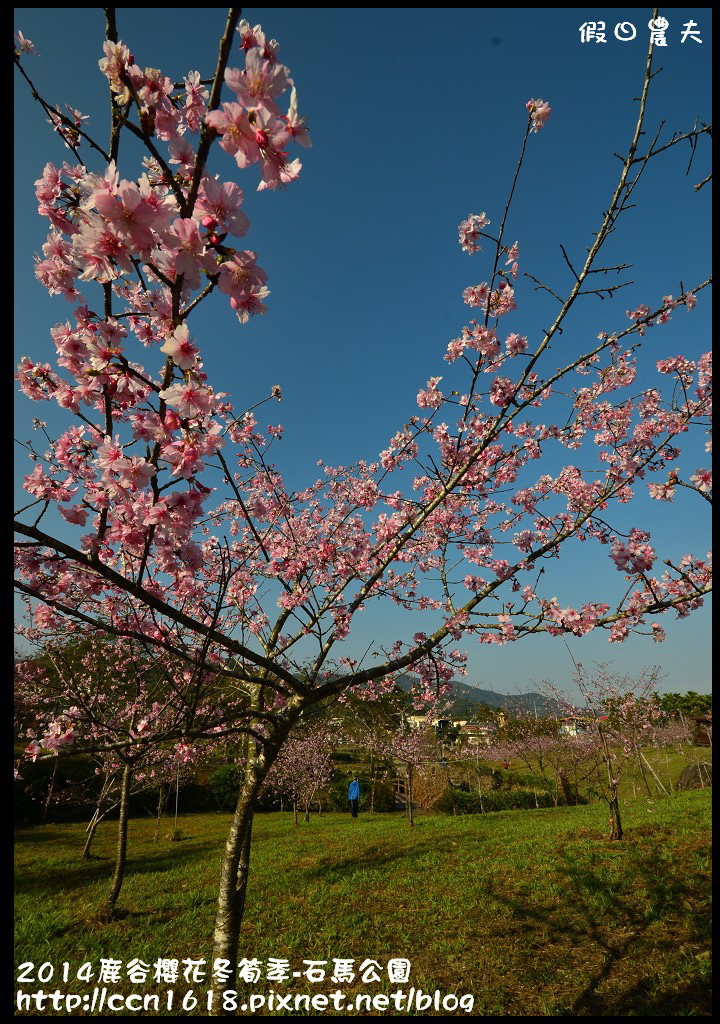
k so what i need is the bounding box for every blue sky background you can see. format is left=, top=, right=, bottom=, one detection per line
left=14, top=8, right=712, bottom=699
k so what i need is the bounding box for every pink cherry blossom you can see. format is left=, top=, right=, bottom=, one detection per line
left=458, top=213, right=490, bottom=254
left=610, top=529, right=656, bottom=574
left=159, top=381, right=215, bottom=419
left=285, top=87, right=312, bottom=148
left=60, top=505, right=89, bottom=526
left=183, top=70, right=209, bottom=133
left=236, top=21, right=278, bottom=61
left=114, top=456, right=158, bottom=491
left=690, top=469, right=711, bottom=492
left=224, top=47, right=292, bottom=116
left=648, top=482, right=675, bottom=501
left=505, top=333, right=527, bottom=357
left=94, top=179, right=160, bottom=254
left=463, top=282, right=489, bottom=307
left=160, top=323, right=199, bottom=370
left=417, top=376, right=444, bottom=410
left=196, top=176, right=249, bottom=237
left=13, top=15, right=711, bottom=998
left=162, top=217, right=215, bottom=289
left=489, top=377, right=515, bottom=407
left=526, top=98, right=551, bottom=132
left=251, top=109, right=302, bottom=191
left=98, top=39, right=137, bottom=103
left=205, top=103, right=260, bottom=167
left=218, top=251, right=268, bottom=301
left=15, top=31, right=38, bottom=55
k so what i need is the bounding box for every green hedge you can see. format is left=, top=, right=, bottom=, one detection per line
left=437, top=786, right=560, bottom=815
left=324, top=770, right=397, bottom=812
left=209, top=765, right=243, bottom=811
left=208, top=766, right=276, bottom=812
left=464, top=764, right=553, bottom=791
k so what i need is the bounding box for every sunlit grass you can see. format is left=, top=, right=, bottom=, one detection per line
left=15, top=788, right=711, bottom=1015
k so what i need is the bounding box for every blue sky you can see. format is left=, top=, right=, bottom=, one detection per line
left=14, top=9, right=712, bottom=699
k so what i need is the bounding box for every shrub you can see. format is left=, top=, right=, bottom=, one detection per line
left=437, top=786, right=562, bottom=815
left=209, top=765, right=243, bottom=811
left=322, top=770, right=396, bottom=812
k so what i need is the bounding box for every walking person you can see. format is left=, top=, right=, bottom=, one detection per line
left=348, top=776, right=360, bottom=818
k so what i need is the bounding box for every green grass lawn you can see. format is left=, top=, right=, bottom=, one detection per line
left=15, top=789, right=711, bottom=1015
left=449, top=744, right=711, bottom=804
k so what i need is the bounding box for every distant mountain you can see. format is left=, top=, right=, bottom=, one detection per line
left=395, top=673, right=559, bottom=717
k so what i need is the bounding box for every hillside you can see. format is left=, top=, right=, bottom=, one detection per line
left=395, top=673, right=559, bottom=718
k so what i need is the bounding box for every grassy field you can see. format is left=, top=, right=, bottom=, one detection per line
left=15, top=788, right=711, bottom=1016
left=446, top=743, right=711, bottom=802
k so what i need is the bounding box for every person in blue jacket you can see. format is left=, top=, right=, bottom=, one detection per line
left=348, top=776, right=360, bottom=818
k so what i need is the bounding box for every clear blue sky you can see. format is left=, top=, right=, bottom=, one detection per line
left=14, top=9, right=712, bottom=699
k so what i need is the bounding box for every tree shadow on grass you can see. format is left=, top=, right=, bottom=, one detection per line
left=14, top=827, right=82, bottom=844
left=559, top=833, right=710, bottom=1016
left=589, top=973, right=711, bottom=1017
left=14, top=839, right=222, bottom=897
left=301, top=835, right=449, bottom=881
left=472, top=825, right=710, bottom=1016
left=105, top=892, right=219, bottom=921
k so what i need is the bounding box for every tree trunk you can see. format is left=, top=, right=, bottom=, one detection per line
left=293, top=800, right=299, bottom=826
left=598, top=725, right=623, bottom=841
left=154, top=781, right=168, bottom=843
left=83, top=806, right=111, bottom=860
left=41, top=758, right=58, bottom=826
left=551, top=773, right=559, bottom=807
left=305, top=786, right=318, bottom=823
left=370, top=749, right=376, bottom=813
left=173, top=768, right=180, bottom=832
left=609, top=791, right=623, bottom=841
left=209, top=763, right=264, bottom=1016
left=83, top=770, right=117, bottom=859
left=407, top=766, right=414, bottom=827
left=209, top=694, right=299, bottom=1017
left=107, top=762, right=132, bottom=911
left=557, top=771, right=573, bottom=806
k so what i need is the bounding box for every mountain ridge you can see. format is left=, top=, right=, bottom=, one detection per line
left=395, top=673, right=560, bottom=717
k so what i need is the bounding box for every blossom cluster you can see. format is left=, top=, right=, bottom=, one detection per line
left=14, top=21, right=712, bottom=761
left=525, top=97, right=551, bottom=132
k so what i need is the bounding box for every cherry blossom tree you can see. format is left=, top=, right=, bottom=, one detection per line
left=410, top=761, right=450, bottom=814
left=382, top=720, right=442, bottom=827
left=543, top=665, right=666, bottom=839
left=262, top=721, right=337, bottom=824
left=337, top=689, right=406, bottom=813
left=14, top=631, right=221, bottom=906
left=14, top=9, right=711, bottom=1011
left=490, top=709, right=597, bottom=806
left=43, top=748, right=195, bottom=861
